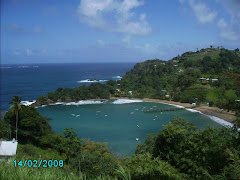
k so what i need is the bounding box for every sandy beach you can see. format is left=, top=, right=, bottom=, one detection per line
left=110, top=97, right=237, bottom=124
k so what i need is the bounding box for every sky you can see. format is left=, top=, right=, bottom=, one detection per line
left=1, top=0, right=240, bottom=64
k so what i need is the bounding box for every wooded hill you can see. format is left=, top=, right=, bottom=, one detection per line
left=118, top=47, right=240, bottom=111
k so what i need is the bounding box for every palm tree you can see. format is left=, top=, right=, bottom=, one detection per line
left=9, top=95, right=22, bottom=140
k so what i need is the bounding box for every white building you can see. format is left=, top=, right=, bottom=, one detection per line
left=0, top=139, right=18, bottom=160
left=212, top=79, right=218, bottom=82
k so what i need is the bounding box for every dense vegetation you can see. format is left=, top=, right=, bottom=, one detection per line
left=35, top=83, right=110, bottom=106
left=120, top=48, right=240, bottom=104
left=136, top=118, right=240, bottom=179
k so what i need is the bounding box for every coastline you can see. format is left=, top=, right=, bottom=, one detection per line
left=25, top=97, right=236, bottom=127
left=110, top=97, right=237, bottom=126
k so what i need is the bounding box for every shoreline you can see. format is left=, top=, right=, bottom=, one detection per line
left=110, top=97, right=237, bottom=126
left=24, top=97, right=236, bottom=127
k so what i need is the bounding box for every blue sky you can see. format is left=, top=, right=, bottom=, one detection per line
left=1, top=0, right=240, bottom=64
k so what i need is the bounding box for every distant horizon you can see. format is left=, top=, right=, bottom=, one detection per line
left=0, top=62, right=139, bottom=66
left=1, top=45, right=239, bottom=66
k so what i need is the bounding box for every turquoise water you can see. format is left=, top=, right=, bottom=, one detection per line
left=37, top=100, right=222, bottom=156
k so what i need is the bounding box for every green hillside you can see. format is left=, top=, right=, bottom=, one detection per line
left=118, top=47, right=240, bottom=111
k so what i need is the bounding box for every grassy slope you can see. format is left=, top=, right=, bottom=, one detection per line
left=0, top=144, right=115, bottom=180
left=183, top=50, right=221, bottom=61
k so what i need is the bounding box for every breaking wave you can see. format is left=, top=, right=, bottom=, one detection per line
left=77, top=79, right=108, bottom=83
left=112, top=99, right=143, bottom=104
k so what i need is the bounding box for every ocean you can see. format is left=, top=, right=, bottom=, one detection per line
left=0, top=63, right=225, bottom=156
left=0, top=63, right=135, bottom=111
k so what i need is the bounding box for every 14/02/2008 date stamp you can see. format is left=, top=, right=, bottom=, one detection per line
left=13, top=160, right=64, bottom=167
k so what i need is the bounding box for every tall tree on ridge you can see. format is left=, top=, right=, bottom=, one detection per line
left=9, top=95, right=22, bottom=140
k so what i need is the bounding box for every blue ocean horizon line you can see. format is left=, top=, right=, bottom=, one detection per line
left=0, top=62, right=138, bottom=66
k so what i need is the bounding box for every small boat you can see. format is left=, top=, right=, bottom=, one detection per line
left=136, top=138, right=139, bottom=141
left=137, top=125, right=140, bottom=128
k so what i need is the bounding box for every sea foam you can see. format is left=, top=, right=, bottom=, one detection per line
left=77, top=79, right=108, bottom=83
left=112, top=76, right=122, bottom=79
left=36, top=100, right=106, bottom=108
left=17, top=66, right=30, bottom=68
left=185, top=108, right=202, bottom=113
left=0, top=66, right=11, bottom=69
left=20, top=100, right=36, bottom=106
left=65, top=100, right=104, bottom=105
left=112, top=99, right=143, bottom=104
left=157, top=102, right=185, bottom=109
left=205, top=115, right=233, bottom=127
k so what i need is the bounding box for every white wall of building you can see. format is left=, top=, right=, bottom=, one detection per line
left=0, top=140, right=18, bottom=156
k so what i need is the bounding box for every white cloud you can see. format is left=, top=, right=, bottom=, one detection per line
left=215, top=0, right=240, bottom=16
left=122, top=35, right=131, bottom=45
left=13, top=49, right=21, bottom=56
left=217, top=18, right=227, bottom=29
left=33, top=25, right=43, bottom=33
left=5, top=23, right=44, bottom=34
left=179, top=0, right=185, bottom=4
left=41, top=48, right=48, bottom=55
left=97, top=39, right=105, bottom=46
left=215, top=1, right=240, bottom=41
left=77, top=0, right=152, bottom=35
left=5, top=24, right=26, bottom=33
left=220, top=31, right=239, bottom=41
left=217, top=19, right=239, bottom=41
left=26, top=49, right=33, bottom=56
left=189, top=0, right=217, bottom=24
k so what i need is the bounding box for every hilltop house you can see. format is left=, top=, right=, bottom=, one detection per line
left=212, top=79, right=218, bottom=82
left=200, top=78, right=218, bottom=85
left=128, top=91, right=133, bottom=95
left=161, top=90, right=167, bottom=93
left=178, top=69, right=183, bottom=73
